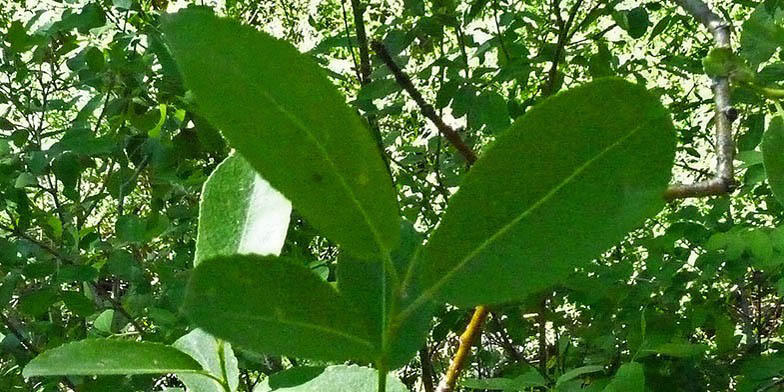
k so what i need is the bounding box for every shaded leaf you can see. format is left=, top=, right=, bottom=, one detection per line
left=183, top=255, right=376, bottom=363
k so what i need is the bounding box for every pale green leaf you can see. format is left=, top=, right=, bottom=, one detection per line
left=741, top=4, right=784, bottom=67
left=253, top=365, right=407, bottom=392
left=174, top=329, right=239, bottom=392
left=162, top=9, right=399, bottom=259
left=195, top=153, right=291, bottom=265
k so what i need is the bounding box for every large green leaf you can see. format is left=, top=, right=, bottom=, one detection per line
left=173, top=329, right=239, bottom=392
left=23, top=339, right=204, bottom=377
left=195, top=153, right=291, bottom=265
left=183, top=254, right=376, bottom=363
left=763, top=116, right=784, bottom=206
left=162, top=9, right=399, bottom=259
left=416, top=78, right=675, bottom=307
left=253, top=365, right=407, bottom=392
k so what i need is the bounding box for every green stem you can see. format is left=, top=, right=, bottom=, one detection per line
left=377, top=365, right=388, bottom=392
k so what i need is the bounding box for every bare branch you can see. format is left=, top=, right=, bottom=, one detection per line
left=666, top=0, right=735, bottom=200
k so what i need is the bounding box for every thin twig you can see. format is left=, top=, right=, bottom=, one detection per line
left=420, top=347, right=436, bottom=392
left=665, top=0, right=735, bottom=200
left=350, top=0, right=372, bottom=85
left=371, top=41, right=478, bottom=164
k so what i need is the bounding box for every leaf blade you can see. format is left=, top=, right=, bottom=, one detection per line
left=419, top=78, right=675, bottom=306
left=162, top=9, right=399, bottom=259
left=23, top=340, right=203, bottom=377
left=183, top=254, right=377, bottom=363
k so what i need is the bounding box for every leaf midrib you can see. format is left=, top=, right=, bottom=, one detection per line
left=191, top=44, right=390, bottom=258
left=397, top=117, right=663, bottom=319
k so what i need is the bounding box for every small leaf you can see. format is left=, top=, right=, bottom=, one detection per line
left=253, top=365, right=407, bottom=392
left=643, top=342, right=707, bottom=358
left=61, top=291, right=96, bottom=318
left=604, top=362, right=644, bottom=392
left=23, top=339, right=204, bottom=377
left=763, top=115, right=784, bottom=206
left=174, top=329, right=240, bottom=392
left=556, top=365, right=605, bottom=386
left=418, top=78, right=675, bottom=307
left=195, top=153, right=291, bottom=265
left=162, top=9, right=399, bottom=259
left=461, top=370, right=546, bottom=390
left=702, top=48, right=755, bottom=82
left=183, top=254, right=377, bottom=363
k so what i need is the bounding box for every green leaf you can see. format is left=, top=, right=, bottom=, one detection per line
left=702, top=48, right=754, bottom=82
left=556, top=365, right=605, bottom=386
left=162, top=9, right=399, bottom=259
left=115, top=215, right=146, bottom=244
left=93, top=309, right=117, bottom=334
left=417, top=78, right=675, bottom=306
left=18, top=288, right=58, bottom=317
left=61, top=291, right=96, bottom=318
left=604, top=362, right=644, bottom=392
left=253, top=365, right=407, bottom=392
left=613, top=7, right=649, bottom=39
left=23, top=339, right=204, bottom=377
left=643, top=342, right=707, bottom=358
left=763, top=115, right=784, bottom=206
left=461, top=370, right=546, bottom=390
left=173, top=329, right=239, bottom=392
left=183, top=254, right=376, bottom=363
left=741, top=4, right=784, bottom=67
left=195, top=153, right=291, bottom=266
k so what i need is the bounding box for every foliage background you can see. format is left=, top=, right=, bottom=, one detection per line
left=1, top=0, right=784, bottom=390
